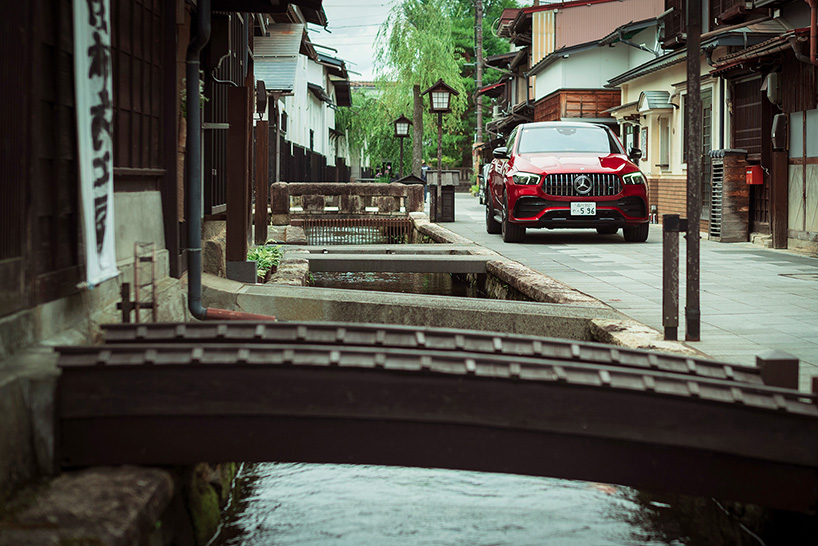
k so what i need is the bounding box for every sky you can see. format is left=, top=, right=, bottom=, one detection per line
left=307, top=0, right=398, bottom=82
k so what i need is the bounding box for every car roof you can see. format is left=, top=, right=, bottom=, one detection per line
left=520, top=121, right=608, bottom=129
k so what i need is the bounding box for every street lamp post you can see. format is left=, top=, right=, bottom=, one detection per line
left=421, top=79, right=459, bottom=222
left=393, top=115, right=412, bottom=179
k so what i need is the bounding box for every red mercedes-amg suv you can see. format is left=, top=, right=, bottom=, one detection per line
left=486, top=121, right=649, bottom=243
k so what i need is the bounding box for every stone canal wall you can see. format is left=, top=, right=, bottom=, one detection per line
left=211, top=212, right=702, bottom=357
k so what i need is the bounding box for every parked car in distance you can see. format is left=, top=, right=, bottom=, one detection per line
left=485, top=121, right=649, bottom=243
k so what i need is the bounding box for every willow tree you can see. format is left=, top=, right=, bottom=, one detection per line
left=375, top=0, right=466, bottom=177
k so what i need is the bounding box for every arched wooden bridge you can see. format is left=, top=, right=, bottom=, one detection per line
left=56, top=321, right=818, bottom=513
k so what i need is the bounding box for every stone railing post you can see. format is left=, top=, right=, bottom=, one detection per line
left=270, top=182, right=290, bottom=225
left=406, top=184, right=423, bottom=213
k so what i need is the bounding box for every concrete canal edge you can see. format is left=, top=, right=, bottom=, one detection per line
left=208, top=212, right=704, bottom=358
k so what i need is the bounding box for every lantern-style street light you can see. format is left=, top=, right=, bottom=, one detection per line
left=421, top=79, right=459, bottom=222
left=393, top=114, right=412, bottom=179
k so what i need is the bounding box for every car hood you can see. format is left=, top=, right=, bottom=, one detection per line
left=517, top=153, right=634, bottom=174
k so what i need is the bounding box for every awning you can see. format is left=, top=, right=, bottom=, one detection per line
left=212, top=0, right=327, bottom=26
left=485, top=52, right=516, bottom=68
left=254, top=24, right=303, bottom=94
left=638, top=91, right=674, bottom=112
left=711, top=28, right=808, bottom=76
left=605, top=100, right=640, bottom=121
left=607, top=18, right=793, bottom=88
left=476, top=81, right=507, bottom=98
left=308, top=82, right=333, bottom=105
left=317, top=52, right=348, bottom=79
left=332, top=79, right=351, bottom=107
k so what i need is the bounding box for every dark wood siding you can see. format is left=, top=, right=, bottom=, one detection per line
left=111, top=0, right=164, bottom=171
left=534, top=90, right=619, bottom=122
left=203, top=12, right=250, bottom=214
left=0, top=1, right=33, bottom=314
left=782, top=53, right=817, bottom=114
left=732, top=77, right=762, bottom=156
left=710, top=0, right=745, bottom=23
left=661, top=0, right=686, bottom=49
left=29, top=0, right=82, bottom=305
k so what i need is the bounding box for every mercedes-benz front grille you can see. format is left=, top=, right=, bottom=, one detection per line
left=542, top=173, right=621, bottom=197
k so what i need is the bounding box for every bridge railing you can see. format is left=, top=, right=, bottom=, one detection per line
left=270, top=182, right=423, bottom=225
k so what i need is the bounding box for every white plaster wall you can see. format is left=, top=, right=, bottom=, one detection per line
left=534, top=49, right=631, bottom=101
left=789, top=109, right=818, bottom=158
left=788, top=110, right=818, bottom=235
left=114, top=191, right=166, bottom=263
left=807, top=164, right=818, bottom=233
left=281, top=56, right=308, bottom=149
left=789, top=164, right=805, bottom=231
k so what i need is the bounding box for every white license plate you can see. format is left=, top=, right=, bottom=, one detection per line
left=570, top=202, right=596, bottom=216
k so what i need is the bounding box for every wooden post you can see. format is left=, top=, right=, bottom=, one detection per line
left=227, top=86, right=250, bottom=262
left=771, top=150, right=788, bottom=248
left=254, top=120, right=269, bottom=245
left=685, top=0, right=702, bottom=341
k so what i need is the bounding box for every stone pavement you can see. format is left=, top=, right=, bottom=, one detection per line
left=438, top=194, right=818, bottom=391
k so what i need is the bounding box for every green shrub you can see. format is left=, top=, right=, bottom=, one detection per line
left=247, top=245, right=283, bottom=281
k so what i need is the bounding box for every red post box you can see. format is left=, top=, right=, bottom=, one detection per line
left=746, top=165, right=764, bottom=185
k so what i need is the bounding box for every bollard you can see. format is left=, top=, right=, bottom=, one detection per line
left=757, top=350, right=799, bottom=390
left=663, top=214, right=686, bottom=340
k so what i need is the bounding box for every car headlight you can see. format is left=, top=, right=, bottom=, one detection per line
left=512, top=172, right=541, bottom=185
left=622, top=171, right=647, bottom=185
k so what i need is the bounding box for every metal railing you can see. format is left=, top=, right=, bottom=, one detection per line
left=301, top=217, right=413, bottom=245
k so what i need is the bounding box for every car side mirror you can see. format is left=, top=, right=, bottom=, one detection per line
left=493, top=146, right=509, bottom=159
left=628, top=147, right=643, bottom=161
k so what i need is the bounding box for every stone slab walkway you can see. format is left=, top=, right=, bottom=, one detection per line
left=441, top=194, right=818, bottom=391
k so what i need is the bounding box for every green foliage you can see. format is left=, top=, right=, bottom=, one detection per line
left=247, top=245, right=283, bottom=281
left=340, top=0, right=520, bottom=173
left=180, top=74, right=208, bottom=118
left=336, top=90, right=412, bottom=179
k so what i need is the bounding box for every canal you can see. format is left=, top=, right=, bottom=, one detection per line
left=209, top=462, right=799, bottom=545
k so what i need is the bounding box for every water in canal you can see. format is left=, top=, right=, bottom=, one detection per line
left=210, top=462, right=797, bottom=545
left=310, top=271, right=484, bottom=298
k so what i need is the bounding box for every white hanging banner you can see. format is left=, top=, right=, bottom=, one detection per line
left=73, top=0, right=117, bottom=287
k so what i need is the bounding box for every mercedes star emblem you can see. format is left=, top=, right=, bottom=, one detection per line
left=573, top=174, right=593, bottom=195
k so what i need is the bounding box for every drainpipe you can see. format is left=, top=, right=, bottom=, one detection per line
left=789, top=34, right=812, bottom=64
left=185, top=0, right=276, bottom=322
left=186, top=0, right=211, bottom=320
left=807, top=0, right=818, bottom=65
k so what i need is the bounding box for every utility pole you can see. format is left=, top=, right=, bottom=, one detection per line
left=685, top=0, right=702, bottom=341
left=475, top=0, right=484, bottom=144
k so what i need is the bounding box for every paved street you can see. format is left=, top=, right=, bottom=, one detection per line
left=437, top=193, right=818, bottom=391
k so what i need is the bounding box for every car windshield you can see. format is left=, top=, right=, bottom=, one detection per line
left=516, top=125, right=623, bottom=155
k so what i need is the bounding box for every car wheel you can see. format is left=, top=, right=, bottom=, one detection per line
left=501, top=197, right=525, bottom=243
left=623, top=223, right=649, bottom=242
left=596, top=226, right=618, bottom=235
left=486, top=195, right=501, bottom=234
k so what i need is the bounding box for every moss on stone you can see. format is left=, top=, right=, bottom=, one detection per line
left=183, top=463, right=239, bottom=546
